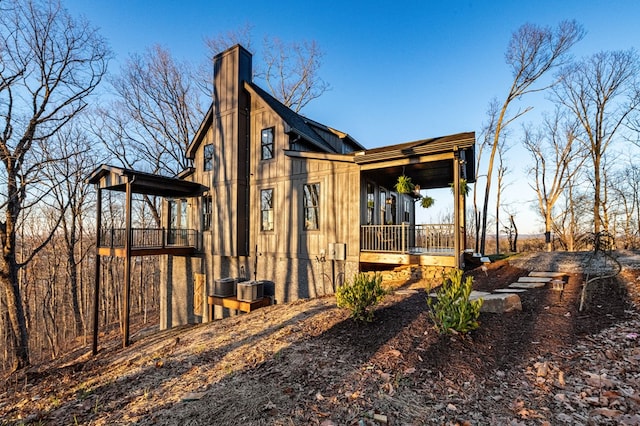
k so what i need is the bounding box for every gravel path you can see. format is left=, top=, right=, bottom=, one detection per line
left=507, top=249, right=640, bottom=273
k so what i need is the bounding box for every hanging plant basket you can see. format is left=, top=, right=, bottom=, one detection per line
left=394, top=175, right=415, bottom=194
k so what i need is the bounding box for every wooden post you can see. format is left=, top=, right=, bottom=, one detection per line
left=453, top=152, right=461, bottom=268
left=92, top=188, right=102, bottom=355
left=123, top=178, right=132, bottom=347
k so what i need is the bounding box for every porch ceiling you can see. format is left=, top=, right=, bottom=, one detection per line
left=86, top=165, right=208, bottom=197
left=361, top=159, right=458, bottom=190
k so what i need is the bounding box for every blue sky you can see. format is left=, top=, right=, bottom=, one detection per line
left=66, top=0, right=640, bottom=233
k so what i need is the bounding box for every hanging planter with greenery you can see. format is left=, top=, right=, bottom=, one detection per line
left=394, top=175, right=415, bottom=194
left=395, top=174, right=435, bottom=209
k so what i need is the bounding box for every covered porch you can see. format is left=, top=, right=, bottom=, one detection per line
left=354, top=132, right=475, bottom=268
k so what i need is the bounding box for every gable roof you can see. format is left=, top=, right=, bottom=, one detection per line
left=186, top=103, right=213, bottom=160
left=354, top=132, right=475, bottom=163
left=245, top=81, right=364, bottom=153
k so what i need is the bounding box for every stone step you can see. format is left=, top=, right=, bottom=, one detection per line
left=509, top=281, right=547, bottom=289
left=469, top=291, right=491, bottom=301
left=480, top=293, right=522, bottom=313
left=529, top=271, right=566, bottom=278
left=494, top=288, right=527, bottom=293
left=518, top=276, right=553, bottom=283
left=427, top=290, right=491, bottom=299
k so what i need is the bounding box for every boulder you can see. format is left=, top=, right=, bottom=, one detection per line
left=479, top=293, right=522, bottom=313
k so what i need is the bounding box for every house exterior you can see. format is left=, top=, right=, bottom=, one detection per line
left=88, top=44, right=476, bottom=337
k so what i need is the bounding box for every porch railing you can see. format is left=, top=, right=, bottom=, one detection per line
left=360, top=223, right=455, bottom=254
left=99, top=228, right=199, bottom=250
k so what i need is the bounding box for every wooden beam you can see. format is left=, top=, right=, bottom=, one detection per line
left=358, top=152, right=454, bottom=171
left=98, top=246, right=196, bottom=257
left=92, top=188, right=102, bottom=355
left=358, top=252, right=456, bottom=267
left=207, top=296, right=271, bottom=320
left=453, top=153, right=461, bottom=269
left=123, top=179, right=132, bottom=348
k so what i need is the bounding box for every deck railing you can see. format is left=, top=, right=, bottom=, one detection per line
left=99, top=228, right=199, bottom=250
left=360, top=223, right=455, bottom=254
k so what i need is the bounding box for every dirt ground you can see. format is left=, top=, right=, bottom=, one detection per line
left=2, top=251, right=640, bottom=425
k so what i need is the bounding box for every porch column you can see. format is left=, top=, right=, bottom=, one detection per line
left=453, top=152, right=461, bottom=268
left=123, top=178, right=132, bottom=347
left=92, top=188, right=102, bottom=355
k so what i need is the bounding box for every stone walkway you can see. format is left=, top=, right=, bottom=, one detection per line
left=470, top=271, right=568, bottom=314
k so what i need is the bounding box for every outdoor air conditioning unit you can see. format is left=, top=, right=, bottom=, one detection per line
left=237, top=280, right=264, bottom=302
left=213, top=277, right=236, bottom=297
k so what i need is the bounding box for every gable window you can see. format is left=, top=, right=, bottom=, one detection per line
left=261, top=127, right=274, bottom=160
left=202, top=195, right=212, bottom=231
left=260, top=189, right=274, bottom=231
left=303, top=183, right=320, bottom=230
left=203, top=144, right=214, bottom=171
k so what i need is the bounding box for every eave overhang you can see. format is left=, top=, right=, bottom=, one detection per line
left=86, top=165, right=208, bottom=198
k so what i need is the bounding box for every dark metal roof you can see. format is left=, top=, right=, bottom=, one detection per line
left=86, top=165, right=208, bottom=197
left=354, top=132, right=475, bottom=164
left=245, top=82, right=364, bottom=153
left=356, top=132, right=476, bottom=190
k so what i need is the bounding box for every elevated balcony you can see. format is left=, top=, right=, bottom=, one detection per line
left=360, top=223, right=457, bottom=267
left=97, top=228, right=199, bottom=257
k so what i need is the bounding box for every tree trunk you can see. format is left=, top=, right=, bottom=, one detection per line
left=545, top=209, right=553, bottom=252
left=510, top=215, right=519, bottom=252
left=1, top=173, right=30, bottom=370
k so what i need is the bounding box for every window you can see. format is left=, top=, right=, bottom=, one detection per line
left=404, top=198, right=411, bottom=223
left=389, top=195, right=397, bottom=225
left=260, top=189, right=274, bottom=231
left=366, top=183, right=375, bottom=225
left=261, top=127, right=274, bottom=160
left=303, top=183, right=320, bottom=230
left=380, top=189, right=387, bottom=224
left=203, top=144, right=214, bottom=171
left=168, top=198, right=187, bottom=244
left=202, top=196, right=212, bottom=231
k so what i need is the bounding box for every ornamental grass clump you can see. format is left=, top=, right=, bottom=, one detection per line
left=427, top=269, right=482, bottom=334
left=336, top=272, right=388, bottom=322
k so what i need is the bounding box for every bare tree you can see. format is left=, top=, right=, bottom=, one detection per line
left=98, top=44, right=203, bottom=177
left=609, top=162, right=640, bottom=248
left=40, top=123, right=98, bottom=336
left=524, top=109, right=586, bottom=251
left=204, top=28, right=329, bottom=113
left=472, top=102, right=497, bottom=252
left=554, top=49, right=640, bottom=233
left=495, top=138, right=511, bottom=254
left=260, top=38, right=329, bottom=113
left=479, top=21, right=584, bottom=254
left=0, top=0, right=109, bottom=370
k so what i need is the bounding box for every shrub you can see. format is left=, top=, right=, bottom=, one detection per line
left=427, top=269, right=482, bottom=334
left=336, top=273, right=388, bottom=322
